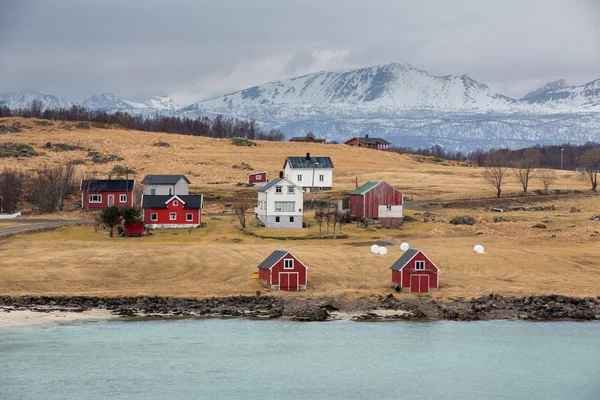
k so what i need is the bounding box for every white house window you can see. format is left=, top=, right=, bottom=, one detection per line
left=289, top=216, right=294, bottom=223
left=319, top=174, right=324, bottom=182
left=415, top=261, right=425, bottom=270
left=287, top=186, right=294, bottom=194
left=284, top=259, right=294, bottom=269
left=256, top=175, right=262, bottom=180
left=275, top=186, right=283, bottom=194
left=186, top=213, right=193, bottom=221
left=274, top=201, right=295, bottom=212
left=150, top=213, right=158, bottom=221
left=275, top=216, right=280, bottom=223
left=173, top=200, right=179, bottom=206
left=170, top=212, right=177, bottom=220
left=89, top=194, right=102, bottom=203
left=119, top=194, right=127, bottom=203
left=297, top=174, right=302, bottom=182
left=169, top=188, right=172, bottom=195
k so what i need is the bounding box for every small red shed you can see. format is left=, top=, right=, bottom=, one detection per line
left=390, top=249, right=439, bottom=293
left=257, top=250, right=308, bottom=291
left=349, top=181, right=404, bottom=227
left=81, top=179, right=135, bottom=209
left=124, top=222, right=145, bottom=237
left=248, top=171, right=268, bottom=187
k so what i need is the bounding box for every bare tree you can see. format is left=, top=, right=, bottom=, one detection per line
left=483, top=151, right=511, bottom=198
left=29, top=162, right=76, bottom=213
left=0, top=168, right=25, bottom=213
left=514, top=148, right=539, bottom=193
left=306, top=131, right=316, bottom=141
left=538, top=169, right=557, bottom=192
left=578, top=148, right=600, bottom=191
left=314, top=208, right=326, bottom=233
left=336, top=210, right=349, bottom=233
left=324, top=207, right=334, bottom=233
left=233, top=200, right=252, bottom=229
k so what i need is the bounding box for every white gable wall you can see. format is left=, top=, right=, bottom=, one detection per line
left=143, top=178, right=189, bottom=195
left=284, top=165, right=333, bottom=190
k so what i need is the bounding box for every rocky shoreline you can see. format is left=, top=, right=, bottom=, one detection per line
left=1, top=294, right=599, bottom=323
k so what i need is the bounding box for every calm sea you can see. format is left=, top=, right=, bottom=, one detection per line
left=1, top=319, right=599, bottom=400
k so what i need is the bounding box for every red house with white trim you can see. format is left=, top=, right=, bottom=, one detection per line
left=141, top=194, right=203, bottom=229
left=349, top=181, right=404, bottom=228
left=257, top=250, right=308, bottom=291
left=81, top=179, right=135, bottom=209
left=248, top=171, right=268, bottom=187
left=390, top=249, right=439, bottom=293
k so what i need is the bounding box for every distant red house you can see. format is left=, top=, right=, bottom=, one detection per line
left=248, top=171, right=268, bottom=187
left=141, top=194, right=203, bottom=229
left=81, top=179, right=135, bottom=209
left=344, top=134, right=391, bottom=150
left=390, top=249, right=439, bottom=293
left=257, top=250, right=308, bottom=291
left=349, top=181, right=404, bottom=227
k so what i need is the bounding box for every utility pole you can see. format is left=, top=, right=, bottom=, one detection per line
left=560, top=148, right=564, bottom=193
left=125, top=164, right=129, bottom=205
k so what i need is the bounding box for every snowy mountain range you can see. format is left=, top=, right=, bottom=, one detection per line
left=2, top=63, right=600, bottom=151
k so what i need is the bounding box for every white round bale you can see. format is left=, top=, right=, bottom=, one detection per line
left=400, top=243, right=410, bottom=252
left=370, top=244, right=380, bottom=254
left=474, top=245, right=485, bottom=254
left=378, top=247, right=388, bottom=255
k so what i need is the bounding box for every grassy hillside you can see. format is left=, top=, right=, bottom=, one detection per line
left=1, top=117, right=599, bottom=300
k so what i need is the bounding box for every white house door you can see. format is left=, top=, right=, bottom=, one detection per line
left=108, top=194, right=114, bottom=206
left=151, top=188, right=156, bottom=195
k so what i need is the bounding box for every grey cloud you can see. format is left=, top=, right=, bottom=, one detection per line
left=0, top=0, right=598, bottom=104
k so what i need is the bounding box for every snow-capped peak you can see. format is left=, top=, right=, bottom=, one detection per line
left=143, top=96, right=179, bottom=110
left=0, top=91, right=72, bottom=110
left=522, top=79, right=567, bottom=100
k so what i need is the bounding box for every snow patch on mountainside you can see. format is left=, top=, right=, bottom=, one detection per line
left=0, top=91, right=72, bottom=110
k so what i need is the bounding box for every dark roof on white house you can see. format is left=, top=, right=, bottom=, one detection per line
left=257, top=250, right=289, bottom=270
left=141, top=174, right=191, bottom=185
left=142, top=195, right=203, bottom=209
left=390, top=249, right=420, bottom=271
left=285, top=154, right=334, bottom=169
left=81, top=179, right=134, bottom=192
left=258, top=177, right=284, bottom=193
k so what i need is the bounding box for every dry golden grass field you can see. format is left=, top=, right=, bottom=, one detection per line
left=0, top=117, right=599, bottom=299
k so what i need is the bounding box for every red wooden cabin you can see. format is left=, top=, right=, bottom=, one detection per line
left=349, top=181, right=404, bottom=227
left=142, top=194, right=203, bottom=229
left=248, top=171, right=268, bottom=187
left=81, top=179, right=135, bottom=209
left=390, top=249, right=439, bottom=293
left=257, top=250, right=308, bottom=291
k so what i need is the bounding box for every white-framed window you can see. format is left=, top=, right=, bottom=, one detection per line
left=287, top=185, right=294, bottom=194
left=256, top=175, right=262, bottom=181
left=275, top=186, right=282, bottom=194
left=284, top=259, right=294, bottom=269
left=297, top=174, right=303, bottom=182
left=170, top=212, right=177, bottom=220
left=415, top=261, right=425, bottom=270
left=173, top=200, right=179, bottom=206
left=289, top=216, right=294, bottom=223
left=89, top=194, right=102, bottom=203
left=119, top=194, right=127, bottom=203
left=186, top=213, right=193, bottom=221
left=150, top=213, right=158, bottom=221
left=275, top=216, right=280, bottom=223
left=319, top=174, right=324, bottom=182
left=274, top=201, right=295, bottom=212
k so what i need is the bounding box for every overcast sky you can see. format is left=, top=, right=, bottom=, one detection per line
left=0, top=0, right=598, bottom=105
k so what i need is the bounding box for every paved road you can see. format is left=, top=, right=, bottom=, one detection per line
left=0, top=220, right=91, bottom=236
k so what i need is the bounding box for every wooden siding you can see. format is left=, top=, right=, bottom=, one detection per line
left=394, top=251, right=438, bottom=291
left=349, top=182, right=403, bottom=219
left=143, top=198, right=201, bottom=225
left=82, top=190, right=134, bottom=209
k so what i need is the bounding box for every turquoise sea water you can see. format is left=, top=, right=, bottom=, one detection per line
left=1, top=319, right=599, bottom=400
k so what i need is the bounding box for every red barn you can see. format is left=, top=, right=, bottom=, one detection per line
left=349, top=181, right=404, bottom=227
left=390, top=249, right=439, bottom=293
left=257, top=250, right=308, bottom=291
left=141, top=194, right=203, bottom=229
left=248, top=171, right=268, bottom=187
left=81, top=179, right=135, bottom=209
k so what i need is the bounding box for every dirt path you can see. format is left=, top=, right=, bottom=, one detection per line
left=0, top=220, right=91, bottom=236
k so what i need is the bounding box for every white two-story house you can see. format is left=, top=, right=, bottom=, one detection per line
left=283, top=153, right=334, bottom=192
left=141, top=175, right=190, bottom=196
left=255, top=173, right=304, bottom=229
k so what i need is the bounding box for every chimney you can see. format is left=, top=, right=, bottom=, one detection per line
left=365, top=134, right=369, bottom=139
left=279, top=171, right=284, bottom=179
left=306, top=152, right=311, bottom=160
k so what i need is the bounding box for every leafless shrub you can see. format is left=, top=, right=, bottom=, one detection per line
left=538, top=169, right=557, bottom=192
left=233, top=200, right=252, bottom=229
left=314, top=208, right=327, bottom=233
left=0, top=168, right=25, bottom=213
left=578, top=148, right=600, bottom=191
left=29, top=162, right=76, bottom=213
